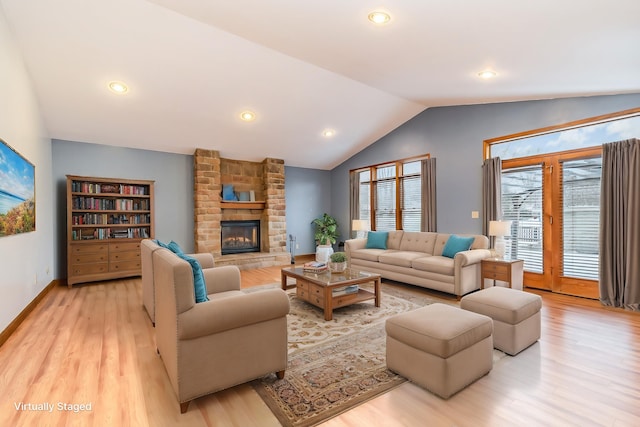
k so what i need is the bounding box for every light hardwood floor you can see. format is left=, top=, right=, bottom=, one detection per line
left=1, top=262, right=639, bottom=426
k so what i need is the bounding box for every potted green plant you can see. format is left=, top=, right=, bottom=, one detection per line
left=312, top=213, right=339, bottom=262
left=329, top=251, right=347, bottom=272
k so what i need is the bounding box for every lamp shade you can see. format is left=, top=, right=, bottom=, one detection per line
left=489, top=220, right=512, bottom=237
left=352, top=220, right=370, bottom=231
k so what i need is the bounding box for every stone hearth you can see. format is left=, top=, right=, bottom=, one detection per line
left=193, top=149, right=290, bottom=269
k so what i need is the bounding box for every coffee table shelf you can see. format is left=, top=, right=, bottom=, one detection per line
left=281, top=267, right=381, bottom=321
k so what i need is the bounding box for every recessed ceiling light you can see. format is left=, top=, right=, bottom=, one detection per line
left=108, top=81, right=128, bottom=94
left=368, top=11, right=391, bottom=25
left=478, top=70, right=497, bottom=79
left=322, top=129, right=335, bottom=138
left=240, top=111, right=256, bottom=121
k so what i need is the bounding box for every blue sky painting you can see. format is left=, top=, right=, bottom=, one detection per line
left=0, top=140, right=35, bottom=215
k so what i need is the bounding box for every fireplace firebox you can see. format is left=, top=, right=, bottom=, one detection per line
left=221, top=220, right=260, bottom=255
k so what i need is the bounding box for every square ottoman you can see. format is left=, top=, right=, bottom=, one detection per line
left=460, top=287, right=542, bottom=356
left=385, top=303, right=493, bottom=399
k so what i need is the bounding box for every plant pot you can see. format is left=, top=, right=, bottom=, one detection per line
left=315, top=245, right=334, bottom=263
left=329, top=261, right=347, bottom=272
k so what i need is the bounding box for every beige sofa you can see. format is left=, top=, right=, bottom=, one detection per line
left=152, top=246, right=290, bottom=413
left=141, top=239, right=215, bottom=325
left=345, top=231, right=491, bottom=299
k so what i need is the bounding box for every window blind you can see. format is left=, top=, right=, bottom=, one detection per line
left=375, top=166, right=396, bottom=231
left=501, top=165, right=543, bottom=273
left=560, top=158, right=601, bottom=280
left=400, top=160, right=421, bottom=231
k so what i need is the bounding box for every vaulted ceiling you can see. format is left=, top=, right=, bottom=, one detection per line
left=2, top=0, right=639, bottom=169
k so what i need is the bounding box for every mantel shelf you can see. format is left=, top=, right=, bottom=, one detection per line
left=221, top=201, right=265, bottom=210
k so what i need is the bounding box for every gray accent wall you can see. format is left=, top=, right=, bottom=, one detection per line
left=284, top=166, right=331, bottom=256
left=330, top=93, right=640, bottom=237
left=52, top=140, right=194, bottom=278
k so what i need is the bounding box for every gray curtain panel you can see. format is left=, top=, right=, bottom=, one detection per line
left=599, top=138, right=640, bottom=311
left=349, top=171, right=359, bottom=237
left=482, top=157, right=502, bottom=238
left=421, top=158, right=437, bottom=232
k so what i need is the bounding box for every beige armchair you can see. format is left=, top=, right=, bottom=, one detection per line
left=153, top=247, right=290, bottom=413
left=141, top=239, right=215, bottom=325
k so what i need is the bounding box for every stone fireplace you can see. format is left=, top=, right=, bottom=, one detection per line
left=193, top=149, right=290, bottom=269
left=221, top=220, right=260, bottom=255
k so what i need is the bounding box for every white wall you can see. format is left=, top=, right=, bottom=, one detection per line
left=0, top=8, right=54, bottom=333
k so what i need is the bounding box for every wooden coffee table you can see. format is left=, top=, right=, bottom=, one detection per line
left=281, top=267, right=381, bottom=321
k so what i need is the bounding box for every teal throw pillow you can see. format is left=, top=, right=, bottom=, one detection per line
left=177, top=253, right=209, bottom=303
left=155, top=239, right=169, bottom=249
left=442, top=235, right=475, bottom=258
left=167, top=240, right=184, bottom=255
left=366, top=231, right=389, bottom=249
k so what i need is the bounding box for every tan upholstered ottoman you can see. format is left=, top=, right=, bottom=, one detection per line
left=385, top=303, right=493, bottom=399
left=460, top=287, right=542, bottom=356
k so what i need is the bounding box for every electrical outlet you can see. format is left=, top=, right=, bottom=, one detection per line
left=34, top=273, right=38, bottom=284
left=46, top=267, right=50, bottom=275
left=471, top=211, right=479, bottom=219
left=296, top=244, right=299, bottom=249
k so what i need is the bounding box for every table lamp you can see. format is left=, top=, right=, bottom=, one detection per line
left=352, top=220, right=370, bottom=239
left=489, top=220, right=512, bottom=259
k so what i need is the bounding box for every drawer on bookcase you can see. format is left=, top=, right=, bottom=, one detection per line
left=71, top=263, right=108, bottom=276
left=72, top=252, right=108, bottom=264
left=110, top=260, right=141, bottom=272
left=109, top=250, right=140, bottom=263
left=110, top=242, right=141, bottom=253
left=70, top=243, right=108, bottom=255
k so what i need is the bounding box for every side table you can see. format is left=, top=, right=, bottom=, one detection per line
left=481, top=258, right=524, bottom=290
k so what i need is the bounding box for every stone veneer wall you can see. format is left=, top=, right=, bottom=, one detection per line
left=193, top=149, right=289, bottom=268
left=261, top=158, right=287, bottom=255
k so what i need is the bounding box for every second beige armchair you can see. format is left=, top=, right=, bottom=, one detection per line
left=153, top=247, right=290, bottom=413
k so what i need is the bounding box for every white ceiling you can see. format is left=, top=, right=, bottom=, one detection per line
left=2, top=0, right=639, bottom=169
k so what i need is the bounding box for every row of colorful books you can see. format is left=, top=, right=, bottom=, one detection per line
left=71, top=227, right=150, bottom=240
left=72, top=182, right=148, bottom=195
left=72, top=197, right=150, bottom=211
left=72, top=213, right=150, bottom=225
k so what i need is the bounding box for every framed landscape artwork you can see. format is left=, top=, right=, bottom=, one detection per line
left=0, top=138, right=35, bottom=237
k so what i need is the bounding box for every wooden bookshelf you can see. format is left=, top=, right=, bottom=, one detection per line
left=66, top=175, right=155, bottom=287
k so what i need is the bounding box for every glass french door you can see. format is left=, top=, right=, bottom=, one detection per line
left=501, top=147, right=601, bottom=298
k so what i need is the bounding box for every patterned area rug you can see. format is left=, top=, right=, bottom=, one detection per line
left=251, top=283, right=445, bottom=427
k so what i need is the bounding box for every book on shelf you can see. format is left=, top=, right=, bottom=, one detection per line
left=332, top=285, right=359, bottom=296
left=71, top=181, right=148, bottom=195
left=303, top=261, right=327, bottom=272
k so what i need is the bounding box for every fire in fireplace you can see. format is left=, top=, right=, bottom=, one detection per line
left=221, top=220, right=260, bottom=255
